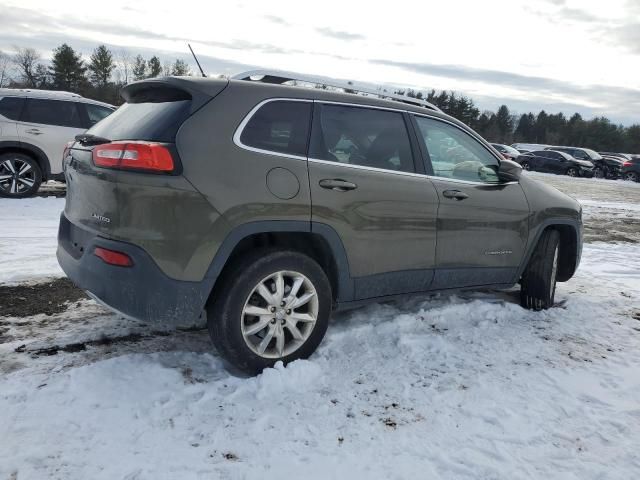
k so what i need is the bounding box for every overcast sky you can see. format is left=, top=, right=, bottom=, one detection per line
left=0, top=0, right=638, bottom=124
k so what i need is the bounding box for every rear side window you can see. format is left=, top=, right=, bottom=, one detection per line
left=239, top=100, right=312, bottom=157
left=309, top=104, right=415, bottom=173
left=88, top=100, right=190, bottom=142
left=24, top=99, right=84, bottom=128
left=0, top=97, right=25, bottom=120
left=84, top=103, right=114, bottom=126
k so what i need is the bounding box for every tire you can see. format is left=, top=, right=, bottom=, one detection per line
left=521, top=161, right=531, bottom=171
left=207, top=249, right=332, bottom=374
left=593, top=167, right=605, bottom=179
left=520, top=229, right=560, bottom=311
left=566, top=167, right=578, bottom=177
left=624, top=171, right=638, bottom=182
left=0, top=153, right=42, bottom=198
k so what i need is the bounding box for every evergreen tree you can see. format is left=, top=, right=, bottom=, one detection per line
left=147, top=56, right=162, bottom=77
left=88, top=45, right=115, bottom=87
left=132, top=55, right=146, bottom=80
left=170, top=59, right=190, bottom=76
left=49, top=44, right=86, bottom=92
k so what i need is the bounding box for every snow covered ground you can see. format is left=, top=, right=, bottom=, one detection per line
left=1, top=175, right=640, bottom=479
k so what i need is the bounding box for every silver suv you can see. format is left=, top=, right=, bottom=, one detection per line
left=0, top=89, right=115, bottom=197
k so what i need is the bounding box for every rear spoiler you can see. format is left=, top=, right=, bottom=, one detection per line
left=121, top=77, right=229, bottom=114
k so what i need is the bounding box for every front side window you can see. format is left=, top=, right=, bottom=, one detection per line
left=23, top=99, right=83, bottom=128
left=0, top=97, right=25, bottom=120
left=414, top=116, right=500, bottom=183
left=239, top=100, right=311, bottom=157
left=310, top=104, right=415, bottom=173
left=85, top=103, right=114, bottom=126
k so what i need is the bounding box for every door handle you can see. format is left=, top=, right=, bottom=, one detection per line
left=442, top=189, right=469, bottom=200
left=319, top=178, right=357, bottom=192
left=25, top=129, right=43, bottom=135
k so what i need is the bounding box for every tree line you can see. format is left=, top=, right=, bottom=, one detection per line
left=0, top=43, right=637, bottom=152
left=396, top=88, right=640, bottom=153
left=0, top=44, right=192, bottom=105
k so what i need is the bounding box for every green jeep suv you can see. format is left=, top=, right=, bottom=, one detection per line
left=57, top=71, right=583, bottom=374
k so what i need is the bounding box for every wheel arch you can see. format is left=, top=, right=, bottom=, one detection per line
left=517, top=219, right=582, bottom=283
left=0, top=141, right=51, bottom=180
left=201, top=221, right=354, bottom=310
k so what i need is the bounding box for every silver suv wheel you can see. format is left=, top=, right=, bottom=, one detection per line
left=241, top=270, right=318, bottom=359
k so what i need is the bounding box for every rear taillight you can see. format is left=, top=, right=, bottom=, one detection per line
left=94, top=247, right=133, bottom=267
left=623, top=161, right=632, bottom=167
left=92, top=142, right=174, bottom=172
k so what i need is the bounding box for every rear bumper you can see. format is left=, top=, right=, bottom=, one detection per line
left=57, top=213, right=208, bottom=323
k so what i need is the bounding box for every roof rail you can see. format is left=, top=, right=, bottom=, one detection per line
left=232, top=69, right=442, bottom=113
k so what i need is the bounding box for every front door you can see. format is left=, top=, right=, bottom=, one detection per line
left=412, top=115, right=530, bottom=289
left=308, top=103, right=439, bottom=301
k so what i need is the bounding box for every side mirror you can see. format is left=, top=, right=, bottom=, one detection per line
left=498, top=159, right=522, bottom=182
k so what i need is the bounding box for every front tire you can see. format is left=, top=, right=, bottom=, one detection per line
left=566, top=167, right=578, bottom=177
left=593, top=167, right=605, bottom=179
left=521, top=161, right=531, bottom=171
left=520, top=229, right=560, bottom=311
left=0, top=153, right=42, bottom=198
left=207, top=249, right=332, bottom=375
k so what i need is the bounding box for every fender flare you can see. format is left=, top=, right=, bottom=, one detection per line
left=516, top=218, right=582, bottom=281
left=0, top=140, right=51, bottom=179
left=199, top=220, right=354, bottom=308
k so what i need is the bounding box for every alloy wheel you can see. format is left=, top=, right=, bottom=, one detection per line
left=521, top=162, right=531, bottom=171
left=624, top=172, right=638, bottom=182
left=241, top=270, right=319, bottom=359
left=0, top=158, right=36, bottom=195
left=549, top=244, right=559, bottom=299
left=567, top=168, right=578, bottom=177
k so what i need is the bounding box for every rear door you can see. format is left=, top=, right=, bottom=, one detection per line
left=308, top=102, right=439, bottom=300
left=412, top=114, right=530, bottom=289
left=17, top=98, right=86, bottom=175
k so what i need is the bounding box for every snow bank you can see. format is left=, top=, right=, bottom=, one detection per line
left=0, top=197, right=64, bottom=284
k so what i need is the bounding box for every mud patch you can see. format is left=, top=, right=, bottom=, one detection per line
left=0, top=278, right=87, bottom=318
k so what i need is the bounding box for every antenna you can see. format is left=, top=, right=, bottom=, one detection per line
left=188, top=44, right=206, bottom=78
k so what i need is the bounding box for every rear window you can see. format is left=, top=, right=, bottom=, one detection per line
left=24, top=99, right=84, bottom=128
left=87, top=100, right=191, bottom=142
left=239, top=100, right=312, bottom=157
left=0, top=97, right=25, bottom=120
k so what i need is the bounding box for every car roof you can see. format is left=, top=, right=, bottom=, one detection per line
left=127, top=76, right=460, bottom=124
left=0, top=88, right=115, bottom=109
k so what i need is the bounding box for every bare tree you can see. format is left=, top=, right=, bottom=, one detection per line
left=115, top=49, right=132, bottom=84
left=0, top=50, right=12, bottom=87
left=12, top=46, right=41, bottom=87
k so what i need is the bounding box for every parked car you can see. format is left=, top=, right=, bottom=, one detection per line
left=57, top=72, right=583, bottom=374
left=0, top=89, right=115, bottom=198
left=621, top=157, right=640, bottom=182
left=545, top=146, right=617, bottom=179
left=491, top=143, right=521, bottom=161
left=599, top=152, right=632, bottom=161
left=511, top=143, right=550, bottom=153
left=520, top=150, right=594, bottom=177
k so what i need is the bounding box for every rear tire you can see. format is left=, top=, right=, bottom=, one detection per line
left=520, top=229, right=560, bottom=311
left=0, top=153, right=42, bottom=198
left=207, top=249, right=332, bottom=375
left=624, top=171, right=638, bottom=182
